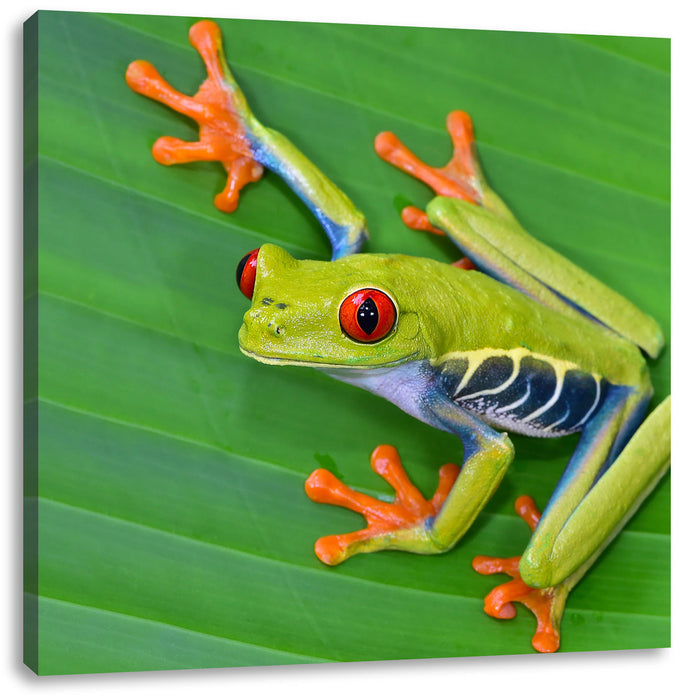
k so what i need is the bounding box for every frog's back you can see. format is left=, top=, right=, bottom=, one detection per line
left=422, top=265, right=649, bottom=437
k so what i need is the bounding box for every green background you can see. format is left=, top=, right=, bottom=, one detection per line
left=25, top=11, right=670, bottom=674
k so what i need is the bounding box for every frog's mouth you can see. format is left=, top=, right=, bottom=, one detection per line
left=238, top=321, right=417, bottom=370
left=239, top=344, right=330, bottom=368
left=239, top=341, right=416, bottom=370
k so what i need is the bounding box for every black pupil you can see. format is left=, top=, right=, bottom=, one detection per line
left=236, top=253, right=250, bottom=288
left=357, top=297, right=379, bottom=335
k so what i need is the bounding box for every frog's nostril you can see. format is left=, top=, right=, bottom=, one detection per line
left=244, top=304, right=286, bottom=338
left=267, top=321, right=284, bottom=337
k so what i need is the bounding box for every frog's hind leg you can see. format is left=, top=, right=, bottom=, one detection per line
left=375, top=112, right=484, bottom=271
left=376, top=111, right=484, bottom=206
left=375, top=111, right=487, bottom=239
left=127, top=20, right=368, bottom=258
left=520, top=389, right=670, bottom=589
left=473, top=496, right=571, bottom=653
left=376, top=111, right=663, bottom=358
left=475, top=394, right=670, bottom=652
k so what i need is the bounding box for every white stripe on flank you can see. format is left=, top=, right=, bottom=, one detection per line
left=521, top=365, right=565, bottom=423
left=542, top=405, right=571, bottom=432
left=569, top=377, right=602, bottom=430
left=452, top=358, right=479, bottom=397
left=456, top=357, right=520, bottom=400
left=494, top=382, right=531, bottom=414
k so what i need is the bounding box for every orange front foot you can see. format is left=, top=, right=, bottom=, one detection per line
left=305, top=445, right=459, bottom=565
left=472, top=496, right=569, bottom=653
left=126, top=20, right=264, bottom=213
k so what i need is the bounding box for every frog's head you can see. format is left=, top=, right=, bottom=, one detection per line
left=236, top=244, right=449, bottom=368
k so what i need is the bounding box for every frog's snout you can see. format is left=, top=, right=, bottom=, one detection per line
left=236, top=247, right=289, bottom=338
left=243, top=299, right=289, bottom=339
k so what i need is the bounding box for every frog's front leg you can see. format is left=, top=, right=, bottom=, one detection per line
left=126, top=20, right=368, bottom=259
left=306, top=389, right=514, bottom=564
left=306, top=445, right=460, bottom=564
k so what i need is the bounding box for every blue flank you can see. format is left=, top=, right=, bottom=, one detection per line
left=439, top=354, right=606, bottom=437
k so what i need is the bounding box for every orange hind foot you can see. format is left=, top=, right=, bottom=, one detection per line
left=374, top=111, right=482, bottom=271
left=374, top=110, right=485, bottom=238
left=472, top=495, right=571, bottom=653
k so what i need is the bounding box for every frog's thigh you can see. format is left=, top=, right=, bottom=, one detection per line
left=520, top=393, right=670, bottom=589
left=426, top=198, right=576, bottom=318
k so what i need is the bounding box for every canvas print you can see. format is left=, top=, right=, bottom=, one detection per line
left=23, top=11, right=670, bottom=675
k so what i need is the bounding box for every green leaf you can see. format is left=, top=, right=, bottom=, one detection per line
left=27, top=11, right=669, bottom=674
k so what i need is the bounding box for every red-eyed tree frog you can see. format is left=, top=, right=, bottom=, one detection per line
left=126, top=21, right=670, bottom=653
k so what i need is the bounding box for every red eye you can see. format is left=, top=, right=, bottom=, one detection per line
left=236, top=249, right=259, bottom=299
left=339, top=288, right=397, bottom=343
